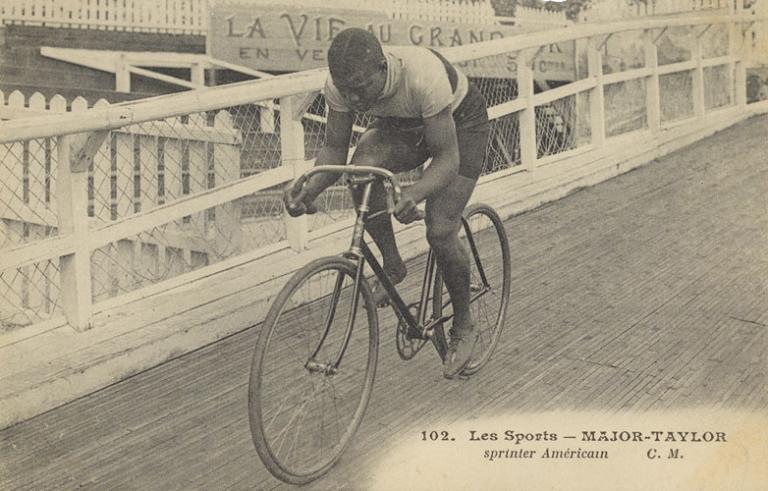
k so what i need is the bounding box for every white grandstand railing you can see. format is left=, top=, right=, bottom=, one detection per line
left=390, top=0, right=497, bottom=23
left=581, top=0, right=767, bottom=64
left=0, top=0, right=209, bottom=34
left=583, top=0, right=742, bottom=22
left=511, top=5, right=570, bottom=27
left=0, top=0, right=564, bottom=32
left=0, top=12, right=765, bottom=332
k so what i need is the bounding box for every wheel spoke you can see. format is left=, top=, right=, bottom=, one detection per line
left=249, top=258, right=378, bottom=484
left=329, top=379, right=344, bottom=446
left=283, top=390, right=313, bottom=465
left=272, top=393, right=314, bottom=457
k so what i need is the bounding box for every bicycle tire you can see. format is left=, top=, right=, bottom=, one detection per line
left=432, top=203, right=511, bottom=375
left=248, top=256, right=379, bottom=484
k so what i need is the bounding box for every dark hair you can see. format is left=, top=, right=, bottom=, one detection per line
left=327, top=28, right=385, bottom=83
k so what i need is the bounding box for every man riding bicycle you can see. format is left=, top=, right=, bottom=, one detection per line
left=283, top=28, right=490, bottom=379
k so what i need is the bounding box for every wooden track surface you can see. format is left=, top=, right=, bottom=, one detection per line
left=1, top=116, right=766, bottom=490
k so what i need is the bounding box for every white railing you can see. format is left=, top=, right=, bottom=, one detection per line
left=583, top=0, right=737, bottom=22
left=0, top=0, right=209, bottom=34
left=0, top=0, right=508, bottom=32
left=0, top=12, right=765, bottom=333
left=390, top=0, right=497, bottom=24
left=512, top=5, right=570, bottom=27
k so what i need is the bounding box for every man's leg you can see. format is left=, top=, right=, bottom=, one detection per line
left=349, top=127, right=427, bottom=303
left=425, top=175, right=476, bottom=330
left=425, top=175, right=478, bottom=377
left=430, top=115, right=489, bottom=378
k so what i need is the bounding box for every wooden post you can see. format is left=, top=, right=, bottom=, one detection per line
left=517, top=49, right=537, bottom=170
left=587, top=36, right=606, bottom=149
left=644, top=29, right=661, bottom=133
left=729, top=20, right=747, bottom=107
left=692, top=29, right=706, bottom=118
left=116, top=54, right=130, bottom=93
left=280, top=95, right=310, bottom=252
left=57, top=135, right=93, bottom=331
left=191, top=62, right=205, bottom=87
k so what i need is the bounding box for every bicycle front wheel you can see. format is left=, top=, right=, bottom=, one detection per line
left=433, top=203, right=511, bottom=375
left=249, top=256, right=379, bottom=484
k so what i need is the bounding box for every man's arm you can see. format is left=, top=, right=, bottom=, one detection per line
left=395, top=105, right=460, bottom=220
left=294, top=108, right=355, bottom=206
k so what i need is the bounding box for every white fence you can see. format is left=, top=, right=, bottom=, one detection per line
left=0, top=91, right=242, bottom=328
left=0, top=0, right=209, bottom=34
left=0, top=12, right=765, bottom=334
left=0, top=0, right=568, bottom=32
left=582, top=1, right=767, bottom=64
left=512, top=6, right=570, bottom=27
left=583, top=0, right=741, bottom=21
left=390, top=0, right=497, bottom=23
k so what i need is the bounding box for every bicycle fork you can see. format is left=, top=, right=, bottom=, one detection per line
left=304, top=179, right=377, bottom=376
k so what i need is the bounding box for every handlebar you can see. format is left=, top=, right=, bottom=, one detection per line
left=289, top=165, right=427, bottom=221
left=293, top=165, right=403, bottom=205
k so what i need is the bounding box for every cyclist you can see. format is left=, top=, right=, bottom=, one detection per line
left=284, top=27, right=490, bottom=379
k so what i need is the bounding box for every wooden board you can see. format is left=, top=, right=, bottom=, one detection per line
left=0, top=115, right=766, bottom=489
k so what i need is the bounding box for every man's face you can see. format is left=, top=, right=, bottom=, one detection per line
left=334, top=62, right=387, bottom=111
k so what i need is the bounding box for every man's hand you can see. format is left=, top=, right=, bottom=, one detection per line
left=283, top=182, right=317, bottom=217
left=393, top=190, right=424, bottom=224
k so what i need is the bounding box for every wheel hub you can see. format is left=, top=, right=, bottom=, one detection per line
left=305, top=359, right=337, bottom=376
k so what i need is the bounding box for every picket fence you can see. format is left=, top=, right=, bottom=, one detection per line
left=512, top=6, right=571, bottom=27
left=0, top=0, right=571, bottom=32
left=0, top=0, right=208, bottom=34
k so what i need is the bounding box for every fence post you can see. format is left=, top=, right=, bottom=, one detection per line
left=587, top=36, right=606, bottom=149
left=729, top=20, right=747, bottom=107
left=644, top=29, right=661, bottom=133
left=116, top=54, right=130, bottom=93
left=57, top=135, right=93, bottom=331
left=280, top=95, right=310, bottom=252
left=692, top=28, right=706, bottom=118
left=517, top=48, right=537, bottom=170
left=191, top=62, right=205, bottom=87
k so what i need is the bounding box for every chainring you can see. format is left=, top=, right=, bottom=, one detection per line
left=395, top=302, right=428, bottom=360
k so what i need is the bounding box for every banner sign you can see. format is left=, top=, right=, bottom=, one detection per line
left=209, top=6, right=575, bottom=81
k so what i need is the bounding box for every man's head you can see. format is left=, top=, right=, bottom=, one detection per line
left=328, top=28, right=387, bottom=111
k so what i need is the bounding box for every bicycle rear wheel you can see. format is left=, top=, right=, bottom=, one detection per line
left=249, top=256, right=378, bottom=484
left=433, top=203, right=511, bottom=375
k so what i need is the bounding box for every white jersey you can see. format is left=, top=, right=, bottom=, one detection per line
left=324, top=46, right=469, bottom=120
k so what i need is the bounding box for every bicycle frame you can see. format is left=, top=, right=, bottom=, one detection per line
left=303, top=167, right=492, bottom=372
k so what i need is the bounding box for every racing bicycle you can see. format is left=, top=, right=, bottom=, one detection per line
left=248, top=165, right=510, bottom=484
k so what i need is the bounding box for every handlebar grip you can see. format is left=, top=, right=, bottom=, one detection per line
left=284, top=181, right=318, bottom=216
